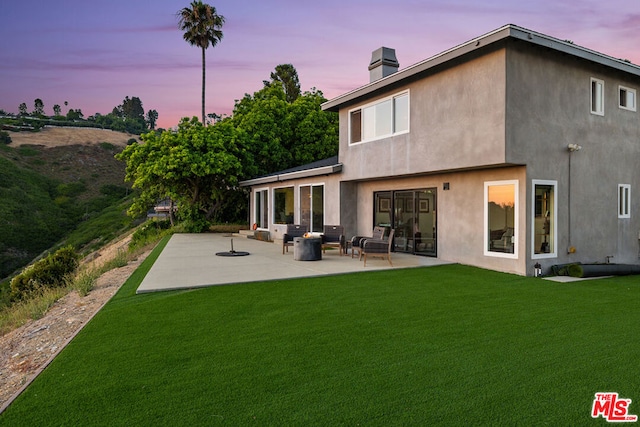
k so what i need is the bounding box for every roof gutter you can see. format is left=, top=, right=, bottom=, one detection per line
left=239, top=163, right=343, bottom=187
left=322, top=24, right=640, bottom=112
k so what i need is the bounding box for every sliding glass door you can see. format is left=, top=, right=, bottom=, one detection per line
left=374, top=188, right=437, bottom=256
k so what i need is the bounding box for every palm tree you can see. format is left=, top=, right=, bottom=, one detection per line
left=177, top=1, right=225, bottom=124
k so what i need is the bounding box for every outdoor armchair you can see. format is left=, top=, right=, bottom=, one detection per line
left=362, top=229, right=395, bottom=267
left=350, top=226, right=386, bottom=259
left=321, top=225, right=346, bottom=255
left=282, top=224, right=309, bottom=254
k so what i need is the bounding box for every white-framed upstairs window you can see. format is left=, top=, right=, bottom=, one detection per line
left=484, top=180, right=519, bottom=259
left=591, top=78, right=604, bottom=116
left=618, top=184, right=631, bottom=218
left=349, top=91, right=409, bottom=144
left=619, top=86, right=636, bottom=112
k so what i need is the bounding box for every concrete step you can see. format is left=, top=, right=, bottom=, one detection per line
left=235, top=230, right=255, bottom=238
left=233, top=229, right=272, bottom=242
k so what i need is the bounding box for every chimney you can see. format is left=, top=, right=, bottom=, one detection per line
left=368, top=47, right=399, bottom=83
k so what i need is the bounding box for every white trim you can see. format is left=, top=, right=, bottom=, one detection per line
left=618, top=85, right=637, bottom=112
left=273, top=185, right=295, bottom=225
left=348, top=90, right=410, bottom=145
left=323, top=24, right=640, bottom=113
left=531, top=180, right=558, bottom=260
left=239, top=163, right=341, bottom=187
left=591, top=77, right=605, bottom=116
left=299, top=183, right=326, bottom=232
left=253, top=187, right=270, bottom=230
left=484, top=180, right=519, bottom=259
left=618, top=184, right=631, bottom=218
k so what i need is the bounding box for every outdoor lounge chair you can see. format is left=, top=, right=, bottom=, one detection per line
left=282, top=224, right=309, bottom=254
left=321, top=225, right=346, bottom=255
left=350, top=226, right=386, bottom=259
left=362, top=229, right=395, bottom=267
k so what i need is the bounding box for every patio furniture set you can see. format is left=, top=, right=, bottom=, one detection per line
left=282, top=224, right=394, bottom=266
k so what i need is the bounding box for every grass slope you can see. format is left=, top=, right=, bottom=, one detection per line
left=1, top=259, right=639, bottom=425
left=0, top=132, right=133, bottom=280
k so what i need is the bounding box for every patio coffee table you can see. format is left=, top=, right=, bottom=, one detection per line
left=293, top=237, right=322, bottom=261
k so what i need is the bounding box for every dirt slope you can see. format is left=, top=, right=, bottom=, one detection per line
left=8, top=127, right=138, bottom=148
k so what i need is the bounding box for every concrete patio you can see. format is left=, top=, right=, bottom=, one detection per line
left=137, top=233, right=453, bottom=293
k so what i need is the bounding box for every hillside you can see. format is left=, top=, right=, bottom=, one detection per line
left=7, top=127, right=136, bottom=148
left=0, top=127, right=138, bottom=281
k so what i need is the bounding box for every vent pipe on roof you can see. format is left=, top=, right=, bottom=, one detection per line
left=368, top=47, right=399, bottom=83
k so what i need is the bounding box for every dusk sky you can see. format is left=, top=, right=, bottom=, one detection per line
left=1, top=0, right=639, bottom=129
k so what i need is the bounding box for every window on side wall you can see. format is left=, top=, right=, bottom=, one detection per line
left=591, top=78, right=604, bottom=116
left=532, top=180, right=557, bottom=258
left=619, top=86, right=636, bottom=111
left=485, top=180, right=518, bottom=258
left=274, top=187, right=294, bottom=224
left=349, top=91, right=409, bottom=144
left=619, top=184, right=631, bottom=218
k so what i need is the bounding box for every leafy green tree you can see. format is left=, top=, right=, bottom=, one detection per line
left=266, top=64, right=301, bottom=103
left=53, top=104, right=62, bottom=116
left=177, top=1, right=225, bottom=124
left=230, top=83, right=338, bottom=177
left=116, top=117, right=243, bottom=231
left=66, top=109, right=84, bottom=121
left=146, top=109, right=158, bottom=130
left=288, top=88, right=339, bottom=165
left=18, top=103, right=28, bottom=116
left=121, top=96, right=145, bottom=122
left=105, top=96, right=148, bottom=133
left=231, top=84, right=292, bottom=176
left=33, top=98, right=44, bottom=116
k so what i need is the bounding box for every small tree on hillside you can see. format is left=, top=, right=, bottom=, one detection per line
left=33, top=98, right=44, bottom=116
left=146, top=109, right=158, bottom=130
left=265, top=64, right=301, bottom=103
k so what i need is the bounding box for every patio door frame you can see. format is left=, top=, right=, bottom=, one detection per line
left=373, top=188, right=437, bottom=257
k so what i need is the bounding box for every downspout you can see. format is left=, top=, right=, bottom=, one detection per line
left=567, top=143, right=582, bottom=253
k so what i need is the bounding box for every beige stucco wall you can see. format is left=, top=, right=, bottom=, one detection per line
left=339, top=47, right=508, bottom=182
left=505, top=40, right=640, bottom=269
left=355, top=167, right=528, bottom=275
left=249, top=173, right=342, bottom=242
left=247, top=39, right=640, bottom=276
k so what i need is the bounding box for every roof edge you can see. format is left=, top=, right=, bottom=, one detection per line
left=322, top=24, right=640, bottom=112
left=239, top=163, right=343, bottom=187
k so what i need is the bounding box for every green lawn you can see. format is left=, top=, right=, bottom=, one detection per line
left=2, top=239, right=639, bottom=425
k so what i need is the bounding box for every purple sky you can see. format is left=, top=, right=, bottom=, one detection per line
left=1, top=1, right=639, bottom=129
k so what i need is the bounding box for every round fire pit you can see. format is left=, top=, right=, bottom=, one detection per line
left=215, top=239, right=250, bottom=257
left=293, top=237, right=322, bottom=261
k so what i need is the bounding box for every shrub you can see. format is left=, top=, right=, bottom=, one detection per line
left=57, top=181, right=87, bottom=197
left=10, top=246, right=79, bottom=301
left=99, top=142, right=116, bottom=151
left=130, top=220, right=172, bottom=251
left=0, top=130, right=11, bottom=144
left=100, top=184, right=129, bottom=199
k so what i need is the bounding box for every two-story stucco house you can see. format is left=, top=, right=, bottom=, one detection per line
left=240, top=24, right=640, bottom=276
